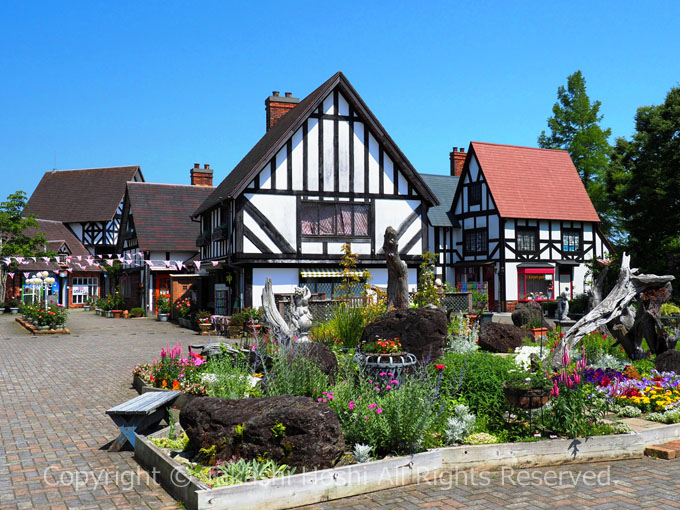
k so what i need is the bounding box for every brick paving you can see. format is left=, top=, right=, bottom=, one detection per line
left=2, top=311, right=680, bottom=510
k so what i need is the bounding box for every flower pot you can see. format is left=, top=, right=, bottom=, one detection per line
left=530, top=327, right=548, bottom=339
left=38, top=325, right=49, bottom=331
left=95, top=308, right=101, bottom=316
left=10, top=308, right=19, bottom=315
left=198, top=322, right=212, bottom=335
left=104, top=310, right=113, bottom=318
left=112, top=310, right=123, bottom=319
left=480, top=312, right=494, bottom=323
left=354, top=351, right=418, bottom=385
left=0, top=309, right=5, bottom=315
left=83, top=305, right=91, bottom=312
left=503, top=385, right=551, bottom=409
left=158, top=313, right=169, bottom=322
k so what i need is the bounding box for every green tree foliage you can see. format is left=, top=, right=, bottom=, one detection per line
left=0, top=191, right=47, bottom=300
left=538, top=71, right=616, bottom=239
left=607, top=86, right=680, bottom=287
left=413, top=251, right=440, bottom=307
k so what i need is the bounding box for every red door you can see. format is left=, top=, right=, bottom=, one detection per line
left=483, top=265, right=495, bottom=312
left=154, top=274, right=171, bottom=313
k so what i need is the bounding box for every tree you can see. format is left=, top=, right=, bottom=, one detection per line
left=607, top=86, right=680, bottom=288
left=0, top=191, right=47, bottom=301
left=538, top=71, right=617, bottom=239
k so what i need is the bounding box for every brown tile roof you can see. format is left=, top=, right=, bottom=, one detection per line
left=470, top=142, right=600, bottom=222
left=194, top=71, right=438, bottom=216
left=126, top=183, right=214, bottom=252
left=25, top=219, right=90, bottom=257
left=24, top=166, right=143, bottom=222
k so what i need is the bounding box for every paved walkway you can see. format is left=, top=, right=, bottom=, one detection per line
left=1, top=311, right=679, bottom=510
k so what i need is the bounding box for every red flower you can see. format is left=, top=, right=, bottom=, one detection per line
left=436, top=364, right=446, bottom=371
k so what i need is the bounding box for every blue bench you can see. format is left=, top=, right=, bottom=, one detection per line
left=106, top=390, right=180, bottom=451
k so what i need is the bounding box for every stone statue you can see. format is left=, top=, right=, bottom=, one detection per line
left=261, top=278, right=313, bottom=348
left=383, top=226, right=409, bottom=310
left=555, top=290, right=570, bottom=321
left=288, top=286, right=313, bottom=342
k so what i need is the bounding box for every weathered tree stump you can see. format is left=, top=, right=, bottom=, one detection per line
left=383, top=226, right=409, bottom=310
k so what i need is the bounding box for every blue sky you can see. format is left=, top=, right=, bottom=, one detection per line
left=1, top=0, right=678, bottom=199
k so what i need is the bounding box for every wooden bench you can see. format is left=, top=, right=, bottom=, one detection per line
left=106, top=390, right=180, bottom=451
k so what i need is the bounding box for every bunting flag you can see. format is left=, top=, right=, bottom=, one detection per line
left=144, top=260, right=153, bottom=267
left=54, top=270, right=60, bottom=275
left=76, top=255, right=82, bottom=261
left=105, top=260, right=114, bottom=266
left=194, top=261, right=201, bottom=271
left=8, top=272, right=14, bottom=279
left=211, top=261, right=219, bottom=266
left=163, top=260, right=171, bottom=268
left=67, top=267, right=73, bottom=273
left=23, top=272, right=29, bottom=278
left=29, top=257, right=36, bottom=262
left=16, top=257, right=24, bottom=264
left=3, top=258, right=10, bottom=265
left=175, top=261, right=184, bottom=271
left=42, top=256, right=50, bottom=262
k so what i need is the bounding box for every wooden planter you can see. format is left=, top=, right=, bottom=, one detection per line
left=504, top=385, right=551, bottom=409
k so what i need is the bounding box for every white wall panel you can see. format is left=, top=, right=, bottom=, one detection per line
left=383, top=154, right=394, bottom=195
left=323, top=119, right=334, bottom=192
left=252, top=267, right=299, bottom=308
left=247, top=194, right=297, bottom=246
left=323, top=93, right=334, bottom=115
left=368, top=133, right=380, bottom=194
left=291, top=127, right=304, bottom=190
left=301, top=242, right=323, bottom=254
left=307, top=119, right=319, bottom=191
left=275, top=146, right=287, bottom=190
left=398, top=171, right=408, bottom=196
left=353, top=122, right=365, bottom=193
left=338, top=93, right=349, bottom=115
left=338, top=120, right=350, bottom=192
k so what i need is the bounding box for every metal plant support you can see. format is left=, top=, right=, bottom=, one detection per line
left=354, top=351, right=417, bottom=385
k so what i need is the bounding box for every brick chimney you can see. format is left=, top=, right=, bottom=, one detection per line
left=191, top=163, right=213, bottom=186
left=265, top=91, right=299, bottom=131
left=450, top=147, right=466, bottom=177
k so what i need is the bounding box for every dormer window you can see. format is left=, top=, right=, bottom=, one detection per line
left=301, top=201, right=369, bottom=238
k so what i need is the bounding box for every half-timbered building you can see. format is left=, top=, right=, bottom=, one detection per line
left=442, top=142, right=612, bottom=311
left=193, top=72, right=439, bottom=310
left=24, top=166, right=144, bottom=256
left=116, top=169, right=214, bottom=314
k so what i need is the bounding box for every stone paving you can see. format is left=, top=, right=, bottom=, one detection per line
left=1, top=311, right=680, bottom=510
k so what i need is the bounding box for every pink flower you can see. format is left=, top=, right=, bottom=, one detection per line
left=390, top=380, right=399, bottom=385
left=348, top=401, right=355, bottom=410
left=561, top=345, right=570, bottom=367
left=374, top=387, right=381, bottom=391
left=551, top=381, right=559, bottom=397
left=379, top=372, right=387, bottom=376
left=388, top=372, right=394, bottom=377
left=385, top=385, right=392, bottom=390
left=368, top=404, right=377, bottom=409
left=573, top=371, right=581, bottom=385
left=318, top=398, right=323, bottom=402
left=375, top=408, right=383, bottom=414
left=323, top=398, right=328, bottom=402
left=364, top=416, right=370, bottom=420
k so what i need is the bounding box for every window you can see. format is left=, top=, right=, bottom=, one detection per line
left=300, top=278, right=364, bottom=299
left=516, top=227, right=538, bottom=253
left=301, top=202, right=369, bottom=237
left=464, top=229, right=488, bottom=255
left=71, top=277, right=99, bottom=304
left=518, top=268, right=554, bottom=301
left=562, top=229, right=581, bottom=253
left=469, top=183, right=482, bottom=206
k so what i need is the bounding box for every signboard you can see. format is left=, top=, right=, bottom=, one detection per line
left=72, top=285, right=89, bottom=296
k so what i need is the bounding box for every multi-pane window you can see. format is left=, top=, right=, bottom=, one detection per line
left=71, top=277, right=99, bottom=304
left=516, top=228, right=538, bottom=253
left=301, top=202, right=369, bottom=237
left=469, top=183, right=482, bottom=206
left=464, top=229, right=488, bottom=255
left=562, top=229, right=581, bottom=253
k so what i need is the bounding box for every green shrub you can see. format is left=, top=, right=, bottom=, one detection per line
left=264, top=353, right=329, bottom=399
left=311, top=302, right=385, bottom=348
left=203, top=350, right=254, bottom=399
left=661, top=303, right=680, bottom=316
left=438, top=352, right=514, bottom=432
left=632, top=358, right=656, bottom=377
left=130, top=307, right=145, bottom=316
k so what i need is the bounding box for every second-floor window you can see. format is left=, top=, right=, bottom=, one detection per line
left=464, top=229, right=488, bottom=255
left=301, top=201, right=369, bottom=237
left=562, top=228, right=581, bottom=253
left=516, top=227, right=538, bottom=253
left=469, top=182, right=482, bottom=206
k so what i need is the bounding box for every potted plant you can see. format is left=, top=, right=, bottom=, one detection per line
left=503, top=365, right=553, bottom=409
left=175, top=297, right=193, bottom=328
left=130, top=307, right=144, bottom=318
left=110, top=291, right=124, bottom=318
left=8, top=298, right=19, bottom=314
left=356, top=336, right=417, bottom=385
left=157, top=296, right=171, bottom=322
left=83, top=297, right=92, bottom=312
left=196, top=310, right=212, bottom=334
left=0, top=301, right=4, bottom=315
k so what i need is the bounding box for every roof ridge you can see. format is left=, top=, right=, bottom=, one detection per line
left=129, top=182, right=214, bottom=189
left=45, top=165, right=140, bottom=172
left=471, top=141, right=568, bottom=153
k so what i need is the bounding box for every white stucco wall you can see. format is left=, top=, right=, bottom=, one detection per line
left=251, top=267, right=299, bottom=308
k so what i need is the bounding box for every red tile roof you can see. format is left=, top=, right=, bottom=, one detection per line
left=471, top=142, right=600, bottom=222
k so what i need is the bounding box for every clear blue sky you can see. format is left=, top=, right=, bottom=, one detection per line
left=1, top=0, right=678, bottom=199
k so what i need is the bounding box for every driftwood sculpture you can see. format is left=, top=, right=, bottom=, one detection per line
left=261, top=278, right=313, bottom=348
left=383, top=226, right=409, bottom=310
left=553, top=253, right=678, bottom=365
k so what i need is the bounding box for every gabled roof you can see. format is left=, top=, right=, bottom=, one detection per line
left=420, top=173, right=459, bottom=227
left=194, top=71, right=438, bottom=216
left=126, top=183, right=214, bottom=252
left=24, top=166, right=143, bottom=222
left=25, top=219, right=91, bottom=257
left=470, top=142, right=600, bottom=222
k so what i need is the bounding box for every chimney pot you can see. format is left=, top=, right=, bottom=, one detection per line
left=265, top=90, right=300, bottom=131
left=450, top=145, right=467, bottom=177
left=204, top=164, right=210, bottom=169
left=460, top=148, right=465, bottom=153
left=285, top=92, right=292, bottom=98
left=272, top=91, right=279, bottom=97
left=191, top=164, right=213, bottom=187
left=194, top=163, right=200, bottom=168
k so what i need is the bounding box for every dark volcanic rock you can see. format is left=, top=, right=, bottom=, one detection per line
left=655, top=350, right=680, bottom=374
left=180, top=395, right=344, bottom=470
left=511, top=302, right=552, bottom=330
left=286, top=342, right=338, bottom=378
left=478, top=322, right=526, bottom=353
left=360, top=307, right=447, bottom=363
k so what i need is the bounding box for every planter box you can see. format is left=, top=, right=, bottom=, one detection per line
left=15, top=317, right=70, bottom=335
left=10, top=308, right=19, bottom=315
left=136, top=423, right=680, bottom=510
left=83, top=305, right=91, bottom=312
left=158, top=313, right=169, bottom=322
left=104, top=310, right=114, bottom=318
left=530, top=327, right=548, bottom=339
left=95, top=308, right=102, bottom=316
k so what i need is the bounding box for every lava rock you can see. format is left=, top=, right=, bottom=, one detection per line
left=180, top=395, right=344, bottom=470
left=360, top=307, right=447, bottom=363
left=655, top=350, right=680, bottom=374
left=511, top=302, right=552, bottom=330
left=286, top=342, right=338, bottom=378
left=477, top=322, right=526, bottom=353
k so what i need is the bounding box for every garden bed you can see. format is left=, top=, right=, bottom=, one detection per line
left=133, top=375, right=199, bottom=410
left=136, top=422, right=680, bottom=510
left=15, top=317, right=70, bottom=335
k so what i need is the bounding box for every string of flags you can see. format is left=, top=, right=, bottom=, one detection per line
left=1, top=254, right=220, bottom=275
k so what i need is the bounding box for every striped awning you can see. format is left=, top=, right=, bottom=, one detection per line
left=300, top=268, right=369, bottom=278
